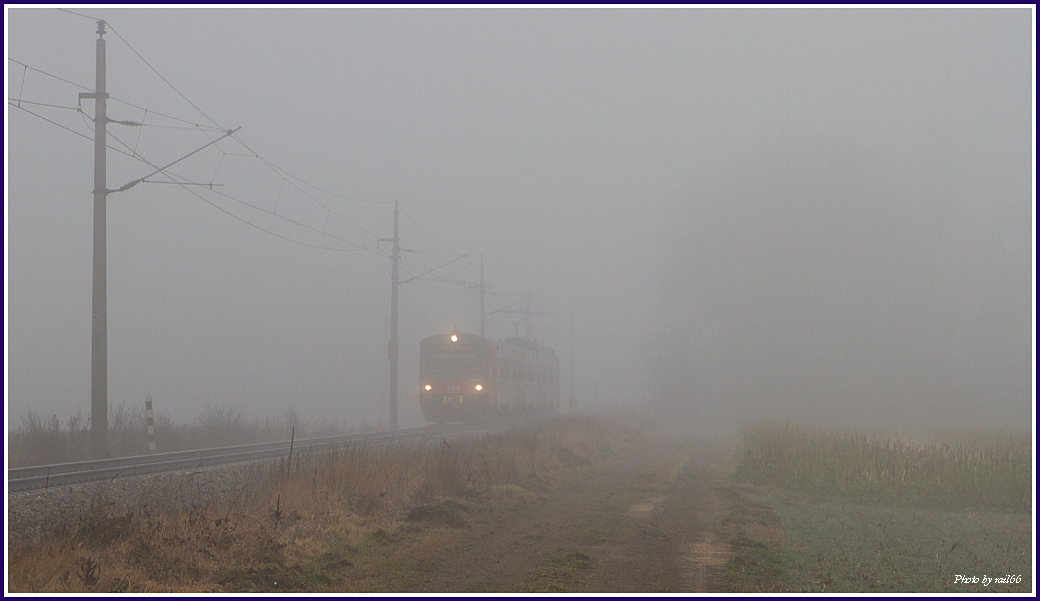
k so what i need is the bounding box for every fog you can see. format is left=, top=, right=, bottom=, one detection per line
left=655, top=127, right=1032, bottom=434
left=5, top=8, right=1034, bottom=436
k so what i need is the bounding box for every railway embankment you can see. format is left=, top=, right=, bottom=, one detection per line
left=7, top=414, right=657, bottom=593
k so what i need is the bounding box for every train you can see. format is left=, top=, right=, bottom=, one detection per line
left=419, top=330, right=560, bottom=424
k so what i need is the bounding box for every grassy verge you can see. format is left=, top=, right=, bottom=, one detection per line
left=718, top=423, right=1033, bottom=593
left=7, top=415, right=637, bottom=593
left=716, top=486, right=785, bottom=592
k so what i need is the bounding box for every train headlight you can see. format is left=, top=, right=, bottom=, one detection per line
left=450, top=333, right=458, bottom=342
left=424, top=384, right=432, bottom=391
left=474, top=384, right=483, bottom=391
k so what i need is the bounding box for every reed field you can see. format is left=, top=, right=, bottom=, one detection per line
left=734, top=422, right=1032, bottom=512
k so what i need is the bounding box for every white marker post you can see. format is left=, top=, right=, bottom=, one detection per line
left=145, top=395, right=156, bottom=453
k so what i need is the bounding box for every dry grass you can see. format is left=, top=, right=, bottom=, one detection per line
left=734, top=422, right=1031, bottom=512
left=7, top=415, right=637, bottom=593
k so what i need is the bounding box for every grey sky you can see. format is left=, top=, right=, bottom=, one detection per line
left=5, top=7, right=1034, bottom=433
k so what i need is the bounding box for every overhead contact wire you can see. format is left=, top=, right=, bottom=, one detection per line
left=8, top=57, right=91, bottom=91
left=21, top=15, right=393, bottom=259
left=106, top=22, right=224, bottom=130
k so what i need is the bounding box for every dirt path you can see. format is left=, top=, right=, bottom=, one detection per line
left=386, top=437, right=732, bottom=593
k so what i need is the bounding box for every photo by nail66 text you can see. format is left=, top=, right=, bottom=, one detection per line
left=955, top=575, right=1022, bottom=586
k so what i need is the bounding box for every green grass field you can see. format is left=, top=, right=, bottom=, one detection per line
left=762, top=490, right=1031, bottom=593
left=724, top=423, right=1033, bottom=593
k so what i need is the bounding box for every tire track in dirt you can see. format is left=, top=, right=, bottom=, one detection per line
left=681, top=486, right=732, bottom=592
left=395, top=437, right=734, bottom=593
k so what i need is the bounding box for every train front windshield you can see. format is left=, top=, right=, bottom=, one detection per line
left=426, top=350, right=482, bottom=377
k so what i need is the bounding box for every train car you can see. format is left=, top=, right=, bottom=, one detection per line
left=419, top=331, right=560, bottom=424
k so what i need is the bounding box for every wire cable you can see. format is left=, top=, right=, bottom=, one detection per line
left=98, top=122, right=381, bottom=253
left=21, top=20, right=394, bottom=246
left=9, top=100, right=95, bottom=145
left=12, top=16, right=427, bottom=265
left=130, top=109, right=147, bottom=156
left=7, top=57, right=91, bottom=91
left=7, top=101, right=326, bottom=257
left=108, top=96, right=226, bottom=131
left=244, top=145, right=392, bottom=206
left=56, top=7, right=102, bottom=22
left=398, top=204, right=464, bottom=256
left=16, top=62, right=28, bottom=106
left=6, top=98, right=80, bottom=111
left=190, top=185, right=372, bottom=253
left=8, top=57, right=223, bottom=136
left=233, top=143, right=389, bottom=241
left=105, top=22, right=223, bottom=130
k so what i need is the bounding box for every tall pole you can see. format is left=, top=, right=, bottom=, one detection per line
left=479, top=254, right=485, bottom=338
left=388, top=203, right=400, bottom=431
left=569, top=316, right=576, bottom=412
left=85, top=21, right=109, bottom=459
left=524, top=289, right=533, bottom=340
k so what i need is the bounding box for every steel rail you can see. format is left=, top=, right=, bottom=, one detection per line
left=8, top=422, right=505, bottom=493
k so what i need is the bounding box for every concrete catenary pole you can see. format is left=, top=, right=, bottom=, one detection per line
left=81, top=21, right=109, bottom=459
left=389, top=203, right=400, bottom=431
left=569, top=316, right=576, bottom=412
left=524, top=289, right=533, bottom=340
left=480, top=254, right=485, bottom=339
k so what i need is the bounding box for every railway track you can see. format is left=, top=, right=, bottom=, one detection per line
left=7, top=422, right=504, bottom=494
